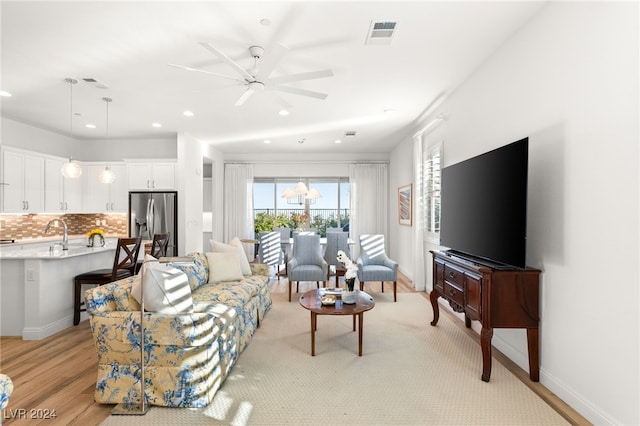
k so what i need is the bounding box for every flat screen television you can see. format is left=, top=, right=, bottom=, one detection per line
left=440, top=137, right=528, bottom=269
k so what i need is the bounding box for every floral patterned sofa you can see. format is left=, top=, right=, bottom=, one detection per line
left=85, top=252, right=271, bottom=408
left=0, top=374, right=13, bottom=410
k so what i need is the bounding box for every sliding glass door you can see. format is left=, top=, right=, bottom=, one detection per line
left=253, top=178, right=350, bottom=237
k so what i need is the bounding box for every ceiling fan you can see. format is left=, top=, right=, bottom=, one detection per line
left=169, top=42, right=334, bottom=107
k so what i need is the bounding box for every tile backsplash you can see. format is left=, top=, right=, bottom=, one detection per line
left=0, top=213, right=128, bottom=241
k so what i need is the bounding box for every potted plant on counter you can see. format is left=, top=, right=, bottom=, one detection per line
left=86, top=228, right=105, bottom=247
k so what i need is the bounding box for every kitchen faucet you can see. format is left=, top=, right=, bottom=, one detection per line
left=45, top=219, right=68, bottom=250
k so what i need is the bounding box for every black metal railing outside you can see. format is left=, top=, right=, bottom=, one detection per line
left=253, top=208, right=350, bottom=236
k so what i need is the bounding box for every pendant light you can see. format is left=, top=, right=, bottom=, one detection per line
left=61, top=78, right=82, bottom=178
left=98, top=97, right=116, bottom=184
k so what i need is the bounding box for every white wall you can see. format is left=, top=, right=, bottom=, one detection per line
left=204, top=144, right=225, bottom=244
left=75, top=138, right=176, bottom=161
left=1, top=117, right=177, bottom=162
left=389, top=3, right=638, bottom=424
left=176, top=133, right=205, bottom=254
left=388, top=137, right=415, bottom=281
left=1, top=117, right=75, bottom=157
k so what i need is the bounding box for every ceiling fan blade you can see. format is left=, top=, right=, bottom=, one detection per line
left=273, top=93, right=293, bottom=110
left=268, top=69, right=334, bottom=85
left=199, top=41, right=254, bottom=82
left=272, top=85, right=328, bottom=100
left=167, top=63, right=246, bottom=83
left=255, top=43, right=289, bottom=81
left=234, top=88, right=255, bottom=106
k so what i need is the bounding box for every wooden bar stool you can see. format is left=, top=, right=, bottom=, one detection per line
left=73, top=237, right=142, bottom=325
left=135, top=233, right=169, bottom=273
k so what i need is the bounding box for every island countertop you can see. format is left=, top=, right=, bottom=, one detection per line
left=0, top=237, right=121, bottom=259
left=0, top=236, right=132, bottom=340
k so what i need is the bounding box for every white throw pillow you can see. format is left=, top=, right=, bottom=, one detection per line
left=131, top=255, right=194, bottom=314
left=206, top=252, right=244, bottom=283
left=209, top=237, right=252, bottom=276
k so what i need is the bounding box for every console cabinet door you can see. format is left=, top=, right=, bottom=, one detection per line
left=433, top=259, right=445, bottom=294
left=465, top=273, right=481, bottom=321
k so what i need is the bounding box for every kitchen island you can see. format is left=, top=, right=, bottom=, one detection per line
left=0, top=237, right=120, bottom=340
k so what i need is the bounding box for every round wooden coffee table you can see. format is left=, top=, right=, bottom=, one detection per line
left=299, top=289, right=375, bottom=356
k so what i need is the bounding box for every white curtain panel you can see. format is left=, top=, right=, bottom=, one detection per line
left=223, top=164, right=254, bottom=258
left=413, top=135, right=426, bottom=291
left=349, top=163, right=389, bottom=259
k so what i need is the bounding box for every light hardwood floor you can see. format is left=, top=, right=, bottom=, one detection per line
left=0, top=271, right=588, bottom=425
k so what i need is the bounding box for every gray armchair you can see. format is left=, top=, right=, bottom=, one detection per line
left=287, top=234, right=327, bottom=301
left=357, top=234, right=398, bottom=302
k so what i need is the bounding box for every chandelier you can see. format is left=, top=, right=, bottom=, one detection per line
left=281, top=180, right=322, bottom=205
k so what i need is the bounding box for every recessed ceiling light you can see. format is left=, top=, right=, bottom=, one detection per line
left=151, top=122, right=162, bottom=128
left=183, top=110, right=194, bottom=117
left=260, top=18, right=271, bottom=26
left=278, top=109, right=290, bottom=116
left=334, top=139, right=342, bottom=144
left=384, top=108, right=397, bottom=114
left=0, top=91, right=12, bottom=97
left=264, top=139, right=271, bottom=144
left=85, top=124, right=96, bottom=129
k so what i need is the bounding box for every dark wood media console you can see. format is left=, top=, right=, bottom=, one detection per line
left=429, top=250, right=541, bottom=382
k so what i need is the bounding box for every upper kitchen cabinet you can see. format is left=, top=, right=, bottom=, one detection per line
left=84, top=163, right=128, bottom=213
left=127, top=162, right=175, bottom=191
left=44, top=157, right=82, bottom=213
left=1, top=148, right=44, bottom=213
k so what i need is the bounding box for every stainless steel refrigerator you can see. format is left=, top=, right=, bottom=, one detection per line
left=129, top=191, right=178, bottom=256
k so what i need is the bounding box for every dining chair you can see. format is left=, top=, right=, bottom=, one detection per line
left=135, top=232, right=170, bottom=274
left=357, top=234, right=398, bottom=302
left=287, top=234, right=327, bottom=301
left=293, top=228, right=317, bottom=236
left=323, top=231, right=351, bottom=287
left=273, top=227, right=291, bottom=277
left=258, top=231, right=283, bottom=280
left=73, top=237, right=142, bottom=325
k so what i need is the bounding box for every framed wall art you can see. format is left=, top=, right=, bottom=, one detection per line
left=398, top=184, right=413, bottom=226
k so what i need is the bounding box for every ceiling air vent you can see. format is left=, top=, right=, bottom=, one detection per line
left=365, top=21, right=397, bottom=45
left=345, top=130, right=357, bottom=137
left=82, top=78, right=109, bottom=89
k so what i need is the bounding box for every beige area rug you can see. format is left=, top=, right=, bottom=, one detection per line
left=101, top=290, right=568, bottom=425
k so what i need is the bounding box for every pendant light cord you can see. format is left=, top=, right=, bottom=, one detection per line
left=65, top=78, right=77, bottom=139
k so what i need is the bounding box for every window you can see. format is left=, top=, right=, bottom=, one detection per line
left=253, top=178, right=350, bottom=236
left=423, top=143, right=442, bottom=244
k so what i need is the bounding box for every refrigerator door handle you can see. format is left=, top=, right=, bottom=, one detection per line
left=145, top=198, right=152, bottom=240
left=148, top=198, right=155, bottom=240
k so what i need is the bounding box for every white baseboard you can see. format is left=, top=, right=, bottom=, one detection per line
left=22, top=316, right=73, bottom=340
left=539, top=369, right=621, bottom=425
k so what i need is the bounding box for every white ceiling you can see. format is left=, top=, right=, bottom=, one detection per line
left=0, top=1, right=545, bottom=155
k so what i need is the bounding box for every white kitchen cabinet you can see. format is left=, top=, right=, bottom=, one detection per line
left=1, top=148, right=44, bottom=213
left=127, top=162, right=175, bottom=190
left=44, top=157, right=82, bottom=213
left=84, top=163, right=128, bottom=212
